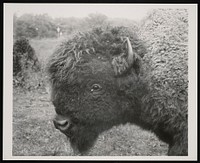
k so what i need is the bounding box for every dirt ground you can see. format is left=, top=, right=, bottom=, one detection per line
left=13, top=87, right=168, bottom=156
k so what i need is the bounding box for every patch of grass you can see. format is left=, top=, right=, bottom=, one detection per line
left=29, top=37, right=64, bottom=69
left=25, top=38, right=64, bottom=90
left=13, top=89, right=74, bottom=156
left=90, top=124, right=168, bottom=156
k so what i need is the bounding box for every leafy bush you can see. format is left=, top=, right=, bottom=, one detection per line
left=14, top=14, right=57, bottom=39
left=13, top=37, right=41, bottom=89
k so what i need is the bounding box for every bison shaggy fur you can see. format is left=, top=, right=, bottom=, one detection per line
left=47, top=25, right=188, bottom=156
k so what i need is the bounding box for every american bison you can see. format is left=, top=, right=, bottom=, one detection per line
left=47, top=26, right=188, bottom=156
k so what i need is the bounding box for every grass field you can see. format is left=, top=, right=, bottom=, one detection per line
left=13, top=38, right=168, bottom=156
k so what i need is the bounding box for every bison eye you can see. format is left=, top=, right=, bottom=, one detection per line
left=91, top=84, right=102, bottom=92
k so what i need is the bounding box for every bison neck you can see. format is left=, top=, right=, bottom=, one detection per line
left=131, top=111, right=173, bottom=145
left=124, top=84, right=173, bottom=146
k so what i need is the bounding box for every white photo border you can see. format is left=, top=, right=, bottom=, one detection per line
left=3, top=3, right=198, bottom=161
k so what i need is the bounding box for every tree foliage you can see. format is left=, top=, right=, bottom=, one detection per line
left=14, top=14, right=57, bottom=39
left=13, top=13, right=138, bottom=39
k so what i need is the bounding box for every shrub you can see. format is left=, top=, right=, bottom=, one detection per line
left=13, top=37, right=41, bottom=89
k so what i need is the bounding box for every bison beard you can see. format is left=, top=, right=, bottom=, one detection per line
left=68, top=126, right=98, bottom=154
left=47, top=27, right=188, bottom=156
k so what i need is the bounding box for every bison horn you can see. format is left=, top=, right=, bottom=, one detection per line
left=112, top=37, right=139, bottom=75
left=125, top=37, right=134, bottom=66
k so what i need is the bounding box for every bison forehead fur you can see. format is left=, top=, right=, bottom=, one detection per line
left=47, top=26, right=188, bottom=156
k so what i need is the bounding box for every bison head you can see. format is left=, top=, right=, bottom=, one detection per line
left=47, top=27, right=146, bottom=154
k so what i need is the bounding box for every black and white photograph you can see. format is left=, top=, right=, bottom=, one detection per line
left=3, top=3, right=197, bottom=160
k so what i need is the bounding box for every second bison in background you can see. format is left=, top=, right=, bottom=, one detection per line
left=47, top=26, right=188, bottom=156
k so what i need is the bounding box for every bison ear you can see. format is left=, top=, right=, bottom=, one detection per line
left=112, top=37, right=141, bottom=76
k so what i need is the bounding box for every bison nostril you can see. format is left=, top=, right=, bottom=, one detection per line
left=53, top=116, right=71, bottom=132
left=58, top=119, right=69, bottom=126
